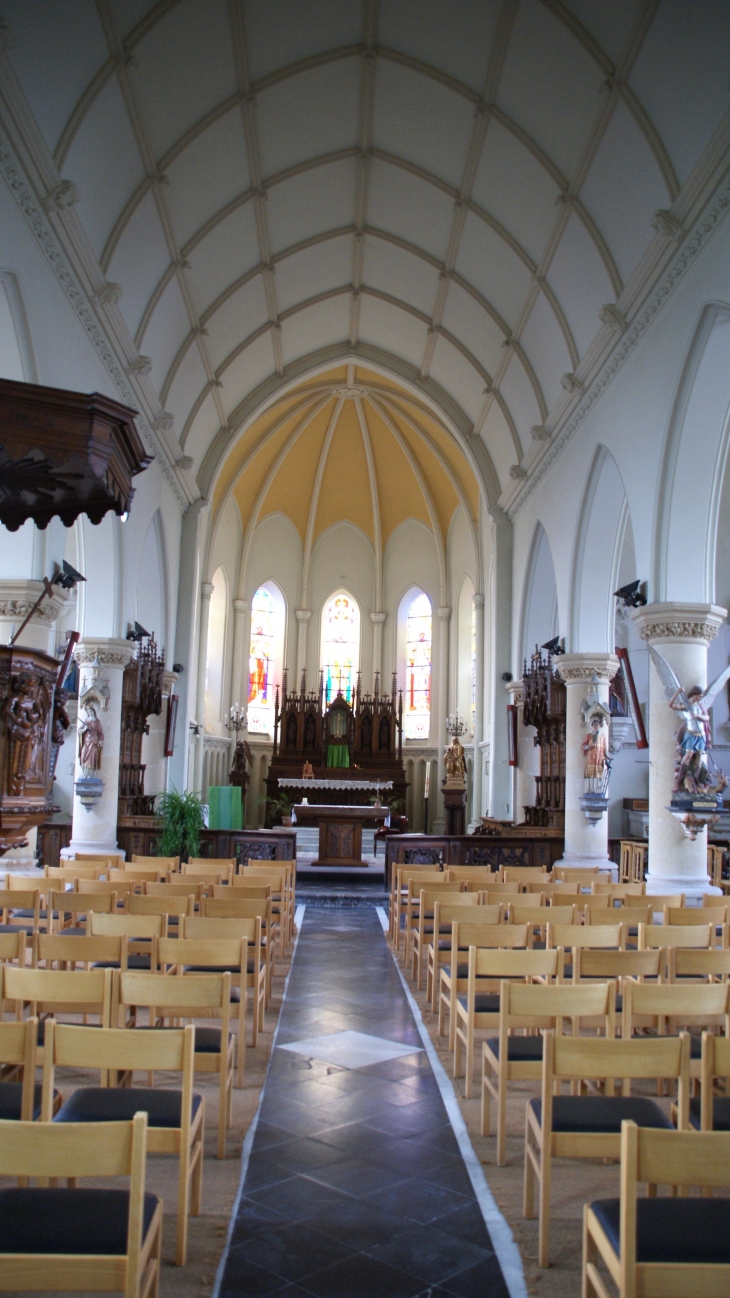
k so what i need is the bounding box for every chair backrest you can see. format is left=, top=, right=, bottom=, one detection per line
left=168, top=872, right=223, bottom=892
left=417, top=884, right=466, bottom=909
left=76, top=877, right=132, bottom=896
left=0, top=1109, right=150, bottom=1188
left=201, top=895, right=271, bottom=921
left=625, top=892, right=684, bottom=908
left=454, top=922, right=529, bottom=950
left=45, top=864, right=101, bottom=881
left=126, top=892, right=195, bottom=918
left=0, top=1018, right=36, bottom=1119
left=50, top=889, right=117, bottom=918
left=35, top=932, right=126, bottom=971
left=0, top=888, right=40, bottom=922
left=639, top=922, right=712, bottom=949
left=212, top=882, right=271, bottom=899
left=116, top=969, right=231, bottom=1020
left=186, top=857, right=236, bottom=870
left=132, top=855, right=179, bottom=871
left=157, top=935, right=246, bottom=973
left=6, top=874, right=46, bottom=891
left=90, top=912, right=165, bottom=938
left=144, top=880, right=204, bottom=898
left=700, top=1035, right=730, bottom=1128
left=471, top=946, right=560, bottom=979
left=446, top=867, right=497, bottom=886
left=395, top=866, right=441, bottom=890
left=591, top=881, right=645, bottom=896
left=182, top=914, right=261, bottom=943
left=547, top=922, right=625, bottom=949
left=664, top=905, right=728, bottom=926
left=109, top=867, right=166, bottom=886
left=509, top=904, right=577, bottom=926
left=0, top=930, right=27, bottom=964
left=623, top=1120, right=730, bottom=1197
left=548, top=1029, right=690, bottom=1091
left=584, top=905, right=652, bottom=927
left=240, top=865, right=287, bottom=888
left=668, top=947, right=730, bottom=981
left=553, top=866, right=602, bottom=882
left=481, top=882, right=521, bottom=896
left=120, top=862, right=168, bottom=876
left=573, top=947, right=661, bottom=982
left=525, top=882, right=581, bottom=898
left=75, top=850, right=124, bottom=864
left=622, top=978, right=729, bottom=1035
left=500, top=978, right=616, bottom=1033
left=3, top=963, right=112, bottom=1022
left=44, top=1018, right=193, bottom=1079
left=432, top=898, right=496, bottom=929
left=501, top=868, right=551, bottom=883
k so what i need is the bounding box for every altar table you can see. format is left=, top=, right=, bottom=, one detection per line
left=292, top=803, right=388, bottom=867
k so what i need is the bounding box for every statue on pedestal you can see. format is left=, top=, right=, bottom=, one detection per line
left=229, top=738, right=252, bottom=792
left=444, top=734, right=467, bottom=786
left=78, top=701, right=104, bottom=774
left=649, top=647, right=730, bottom=828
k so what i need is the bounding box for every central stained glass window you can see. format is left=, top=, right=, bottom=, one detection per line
left=322, top=592, right=360, bottom=704
left=405, top=591, right=432, bottom=739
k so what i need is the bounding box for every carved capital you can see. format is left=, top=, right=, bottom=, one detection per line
left=154, top=412, right=174, bottom=434
left=94, top=282, right=122, bottom=306
left=556, top=652, right=620, bottom=684
left=370, top=612, right=386, bottom=625
left=437, top=607, right=452, bottom=622
left=631, top=602, right=726, bottom=645
left=509, top=464, right=527, bottom=480
left=561, top=372, right=584, bottom=395
left=232, top=599, right=248, bottom=616
left=652, top=208, right=683, bottom=238
left=599, top=303, right=627, bottom=332
left=295, top=609, right=311, bottom=624
left=200, top=582, right=214, bottom=601
left=74, top=638, right=134, bottom=669
left=505, top=680, right=524, bottom=705
left=45, top=180, right=79, bottom=212
left=127, top=355, right=152, bottom=377
left=531, top=424, right=550, bottom=441
left=473, top=593, right=485, bottom=610
left=0, top=580, right=68, bottom=626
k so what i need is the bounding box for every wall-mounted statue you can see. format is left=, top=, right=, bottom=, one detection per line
left=444, top=734, right=467, bottom=785
left=581, top=714, right=609, bottom=793
left=649, top=647, right=730, bottom=804
left=78, top=701, right=104, bottom=774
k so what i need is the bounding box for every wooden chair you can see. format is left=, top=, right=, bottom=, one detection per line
left=524, top=881, right=581, bottom=899
left=482, top=883, right=522, bottom=900
left=501, top=869, right=552, bottom=885
left=708, top=843, right=725, bottom=890
left=0, top=1017, right=38, bottom=1121
left=34, top=932, right=127, bottom=973
left=0, top=1111, right=162, bottom=1297
left=438, top=922, right=531, bottom=1049
left=143, top=879, right=203, bottom=901
left=0, top=930, right=27, bottom=971
left=697, top=1032, right=730, bottom=1131
left=572, top=948, right=662, bottom=987
left=182, top=860, right=234, bottom=884
left=74, top=850, right=125, bottom=865
left=638, top=921, right=713, bottom=979
left=664, top=906, right=729, bottom=947
left=583, top=904, right=652, bottom=931
left=668, top=946, right=730, bottom=983
left=201, top=895, right=275, bottom=1001
left=547, top=922, right=626, bottom=980
left=46, top=864, right=103, bottom=881
left=48, top=889, right=117, bottom=936
left=132, top=855, right=179, bottom=873
left=389, top=864, right=441, bottom=944
left=624, top=892, right=684, bottom=911
left=425, top=897, right=495, bottom=1011
left=525, top=1031, right=690, bottom=1267
left=618, top=840, right=634, bottom=884
left=115, top=970, right=233, bottom=1158
left=507, top=903, right=577, bottom=946
left=446, top=866, right=498, bottom=889
left=239, top=865, right=293, bottom=955
left=42, top=1020, right=201, bottom=1266
left=482, top=980, right=616, bottom=1164
left=89, top=912, right=166, bottom=969
left=109, top=868, right=166, bottom=891
left=3, top=965, right=113, bottom=1062
left=401, top=878, right=463, bottom=968
left=583, top=1120, right=730, bottom=1298
left=592, top=880, right=645, bottom=898
left=77, top=878, right=133, bottom=903
left=553, top=866, right=603, bottom=884
left=125, top=892, right=195, bottom=930
left=453, top=945, right=557, bottom=1096
left=0, top=886, right=41, bottom=936
left=166, top=872, right=224, bottom=896
left=410, top=884, right=475, bottom=986
left=181, top=913, right=265, bottom=1069
left=621, top=978, right=728, bottom=1083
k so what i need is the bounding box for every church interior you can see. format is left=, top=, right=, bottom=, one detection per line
left=2, top=3, right=730, bottom=1296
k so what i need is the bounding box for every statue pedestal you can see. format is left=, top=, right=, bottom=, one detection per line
left=442, top=782, right=467, bottom=836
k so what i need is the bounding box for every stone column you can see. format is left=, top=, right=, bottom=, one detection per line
left=631, top=602, right=726, bottom=898
left=433, top=606, right=451, bottom=832
left=66, top=639, right=134, bottom=857
left=370, top=612, right=386, bottom=690
left=229, top=598, right=248, bottom=712
left=295, top=609, right=311, bottom=678
left=0, top=579, right=68, bottom=654
left=505, top=679, right=539, bottom=824
left=144, top=668, right=178, bottom=802
left=194, top=582, right=214, bottom=794
left=556, top=653, right=619, bottom=871
left=469, top=593, right=485, bottom=828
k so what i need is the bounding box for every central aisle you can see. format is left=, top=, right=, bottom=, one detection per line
left=217, top=907, right=512, bottom=1298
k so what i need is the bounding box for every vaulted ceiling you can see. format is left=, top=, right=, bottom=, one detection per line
left=3, top=0, right=729, bottom=506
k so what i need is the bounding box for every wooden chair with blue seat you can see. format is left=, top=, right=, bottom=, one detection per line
left=41, top=1019, right=202, bottom=1266
left=638, top=921, right=714, bottom=981
left=203, top=892, right=275, bottom=1002
left=572, top=948, right=661, bottom=1034
left=48, top=889, right=118, bottom=936
left=0, top=883, right=43, bottom=935
left=452, top=942, right=557, bottom=1096
left=426, top=897, right=497, bottom=1011
left=239, top=863, right=293, bottom=959
left=622, top=976, right=729, bottom=1090
left=667, top=945, right=730, bottom=983
left=0, top=1111, right=162, bottom=1298
left=410, top=884, right=479, bottom=987
left=2, top=965, right=113, bottom=1065
left=114, top=969, right=233, bottom=1159
left=389, top=864, right=442, bottom=948
left=33, top=932, right=128, bottom=973
left=524, top=1031, right=690, bottom=1267
left=439, top=922, right=532, bottom=1051
left=0, top=930, right=27, bottom=972
left=482, top=979, right=616, bottom=1165
left=696, top=1032, right=730, bottom=1135
left=0, top=1017, right=40, bottom=1124
left=125, top=891, right=195, bottom=935
left=583, top=1120, right=730, bottom=1298
left=89, top=912, right=166, bottom=969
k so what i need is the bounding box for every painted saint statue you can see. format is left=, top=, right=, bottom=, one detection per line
left=78, top=702, right=104, bottom=773
left=581, top=716, right=608, bottom=792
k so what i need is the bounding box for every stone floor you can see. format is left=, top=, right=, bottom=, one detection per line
left=216, top=907, right=512, bottom=1298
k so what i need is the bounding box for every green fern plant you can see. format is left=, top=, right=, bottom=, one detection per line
left=155, top=787, right=206, bottom=861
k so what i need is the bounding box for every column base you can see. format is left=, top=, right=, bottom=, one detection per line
left=645, top=873, right=721, bottom=902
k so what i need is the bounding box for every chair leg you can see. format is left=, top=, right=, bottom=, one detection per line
left=582, top=1207, right=598, bottom=1298
left=523, top=1109, right=536, bottom=1219
left=192, top=1115, right=204, bottom=1215
left=454, top=1025, right=462, bottom=1080
left=496, top=1066, right=508, bottom=1166
left=480, top=1053, right=491, bottom=1138
left=538, top=1135, right=551, bottom=1268
left=175, top=1140, right=191, bottom=1266
left=464, top=1022, right=474, bottom=1098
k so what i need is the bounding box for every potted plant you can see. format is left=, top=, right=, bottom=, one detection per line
left=257, top=791, right=293, bottom=827
left=154, top=787, right=206, bottom=861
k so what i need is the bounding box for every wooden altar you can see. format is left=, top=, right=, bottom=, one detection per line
left=293, top=803, right=388, bottom=867
left=266, top=670, right=406, bottom=822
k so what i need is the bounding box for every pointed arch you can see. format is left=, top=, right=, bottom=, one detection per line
left=519, top=523, right=559, bottom=665
left=570, top=446, right=631, bottom=653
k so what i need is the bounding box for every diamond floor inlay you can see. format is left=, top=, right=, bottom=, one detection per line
left=279, top=1029, right=424, bottom=1070
left=216, top=906, right=512, bottom=1298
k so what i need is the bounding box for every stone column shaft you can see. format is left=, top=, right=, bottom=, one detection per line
left=370, top=612, right=386, bottom=691
left=230, top=598, right=248, bottom=712
left=434, top=606, right=451, bottom=831
left=556, top=653, right=619, bottom=870
left=505, top=679, right=538, bottom=825
left=632, top=602, right=726, bottom=898
left=295, top=609, right=311, bottom=679
left=194, top=582, right=214, bottom=794
left=470, top=593, right=485, bottom=826
left=67, top=638, right=134, bottom=857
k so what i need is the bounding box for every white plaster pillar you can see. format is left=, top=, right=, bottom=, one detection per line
left=505, top=679, right=539, bottom=825
left=144, top=668, right=178, bottom=801
left=194, top=581, right=214, bottom=794
left=370, top=612, right=386, bottom=690
left=66, top=639, right=134, bottom=856
left=433, top=606, right=451, bottom=832
left=631, top=603, right=726, bottom=898
left=469, top=593, right=485, bottom=828
left=229, top=598, right=248, bottom=712
left=556, top=653, right=619, bottom=870
left=295, top=609, right=311, bottom=679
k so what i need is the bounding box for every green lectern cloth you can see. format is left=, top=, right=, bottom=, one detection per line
left=208, top=785, right=243, bottom=830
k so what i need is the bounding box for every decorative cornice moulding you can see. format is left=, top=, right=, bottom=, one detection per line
left=505, top=175, right=730, bottom=520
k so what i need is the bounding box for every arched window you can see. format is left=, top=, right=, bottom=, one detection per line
left=321, top=591, right=360, bottom=704
left=248, top=585, right=283, bottom=734
left=405, top=592, right=432, bottom=739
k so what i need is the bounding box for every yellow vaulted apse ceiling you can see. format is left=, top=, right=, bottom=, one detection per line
left=213, top=365, right=480, bottom=549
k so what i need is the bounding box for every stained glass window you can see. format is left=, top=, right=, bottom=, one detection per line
left=248, top=586, right=276, bottom=733
left=321, top=592, right=360, bottom=704
left=405, top=592, right=432, bottom=739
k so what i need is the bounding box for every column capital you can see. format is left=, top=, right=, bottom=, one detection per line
left=73, top=637, right=135, bottom=669
left=0, top=579, right=69, bottom=627
left=437, top=606, right=452, bottom=621
left=295, top=608, right=311, bottom=624
left=200, top=581, right=214, bottom=599
left=631, top=601, right=726, bottom=646
left=162, top=669, right=178, bottom=694
left=556, top=652, right=619, bottom=684
left=232, top=598, right=248, bottom=615
left=473, top=592, right=485, bottom=610
left=504, top=680, right=524, bottom=705
left=370, top=611, right=386, bottom=625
